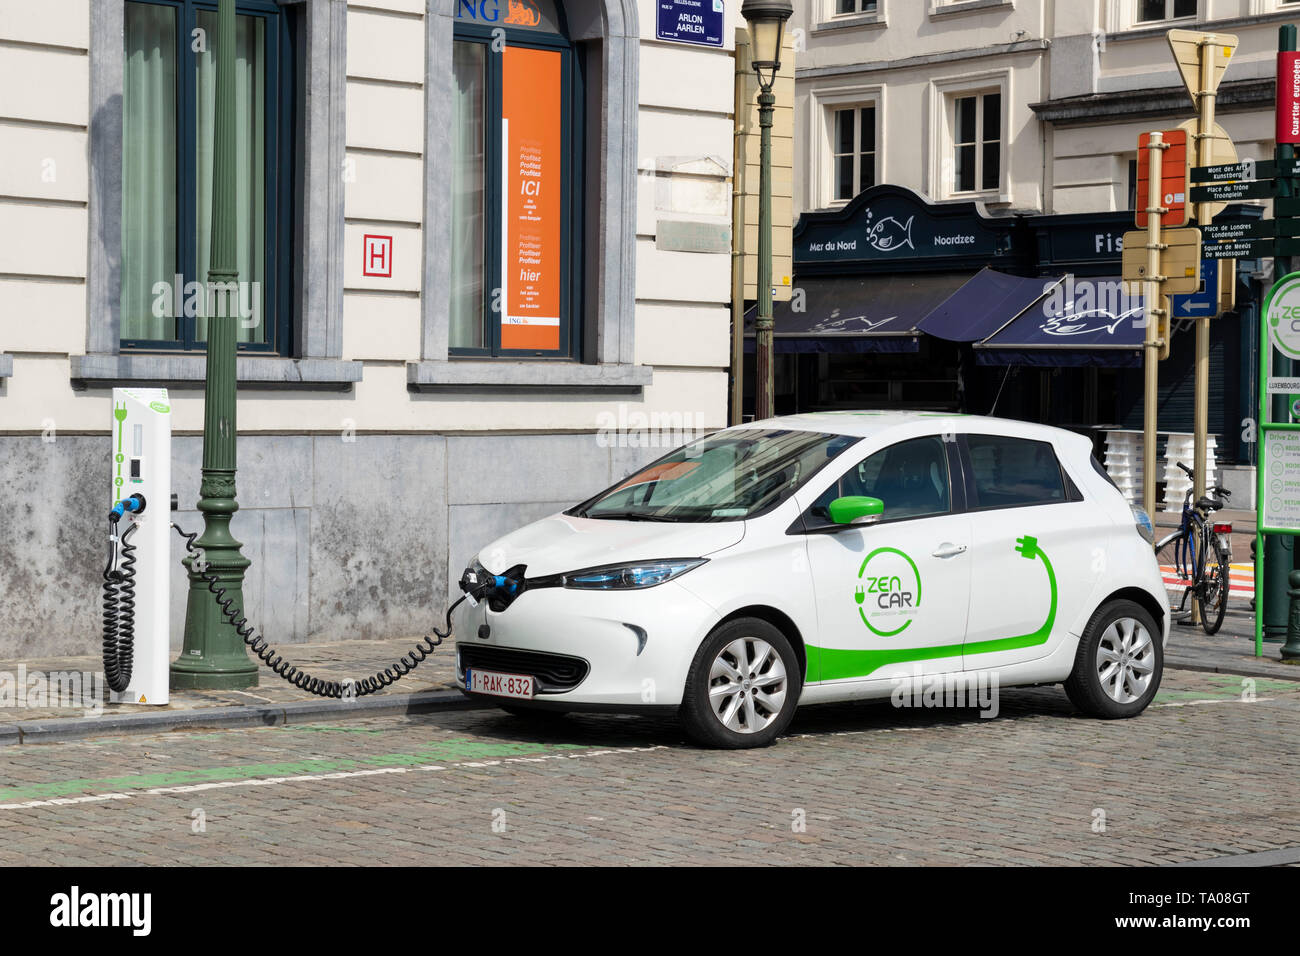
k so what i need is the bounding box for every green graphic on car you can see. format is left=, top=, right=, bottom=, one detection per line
left=854, top=546, right=921, bottom=637
left=810, top=534, right=1058, bottom=680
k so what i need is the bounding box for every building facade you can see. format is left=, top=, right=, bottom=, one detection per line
left=786, top=0, right=1296, bottom=494
left=0, top=0, right=744, bottom=656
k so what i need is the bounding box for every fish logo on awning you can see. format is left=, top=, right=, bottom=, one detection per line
left=865, top=210, right=914, bottom=253
left=1039, top=306, right=1142, bottom=337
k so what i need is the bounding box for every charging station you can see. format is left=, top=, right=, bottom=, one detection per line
left=105, top=387, right=172, bottom=706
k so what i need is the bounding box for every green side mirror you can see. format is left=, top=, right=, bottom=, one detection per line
left=827, top=495, right=884, bottom=525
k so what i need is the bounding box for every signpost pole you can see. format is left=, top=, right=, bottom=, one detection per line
left=1144, top=132, right=1167, bottom=517
left=1279, top=24, right=1300, bottom=662
left=1192, top=41, right=1216, bottom=624
left=1266, top=25, right=1299, bottom=652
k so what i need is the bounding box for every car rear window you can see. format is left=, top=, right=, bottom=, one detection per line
left=966, top=434, right=1067, bottom=509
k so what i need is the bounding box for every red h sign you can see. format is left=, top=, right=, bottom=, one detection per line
left=362, top=234, right=393, bottom=278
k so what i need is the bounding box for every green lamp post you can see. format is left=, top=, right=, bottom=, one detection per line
left=742, top=0, right=793, bottom=423
left=172, top=0, right=258, bottom=689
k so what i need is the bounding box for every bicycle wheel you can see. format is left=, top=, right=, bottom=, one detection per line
left=1153, top=525, right=1193, bottom=617
left=1198, top=535, right=1230, bottom=636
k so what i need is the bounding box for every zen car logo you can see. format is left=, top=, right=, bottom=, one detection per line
left=854, top=547, right=921, bottom=637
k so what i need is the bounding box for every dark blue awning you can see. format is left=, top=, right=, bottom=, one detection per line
left=915, top=267, right=1063, bottom=343
left=744, top=272, right=970, bottom=353
left=974, top=275, right=1145, bottom=367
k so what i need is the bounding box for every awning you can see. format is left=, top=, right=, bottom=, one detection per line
left=915, top=267, right=1062, bottom=343
left=974, top=275, right=1145, bottom=367
left=743, top=272, right=970, bottom=354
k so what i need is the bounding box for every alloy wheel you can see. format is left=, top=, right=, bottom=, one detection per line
left=1095, top=617, right=1155, bottom=704
left=708, top=636, right=788, bottom=734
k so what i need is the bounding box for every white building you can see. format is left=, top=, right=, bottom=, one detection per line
left=0, top=0, right=743, bottom=656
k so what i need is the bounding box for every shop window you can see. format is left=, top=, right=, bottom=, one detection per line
left=831, top=105, right=877, bottom=201
left=451, top=0, right=579, bottom=358
left=120, top=0, right=294, bottom=354
left=951, top=91, right=1000, bottom=194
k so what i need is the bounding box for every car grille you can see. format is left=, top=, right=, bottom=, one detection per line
left=458, top=645, right=590, bottom=693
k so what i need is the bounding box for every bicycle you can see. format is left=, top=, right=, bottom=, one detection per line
left=1152, top=461, right=1233, bottom=635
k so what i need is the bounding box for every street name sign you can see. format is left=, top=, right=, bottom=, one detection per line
left=1190, top=179, right=1278, bottom=203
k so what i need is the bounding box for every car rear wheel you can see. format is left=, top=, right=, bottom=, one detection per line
left=1063, top=599, right=1163, bottom=718
left=679, top=618, right=801, bottom=749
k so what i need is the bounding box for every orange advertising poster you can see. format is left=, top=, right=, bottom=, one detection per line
left=501, top=46, right=562, bottom=351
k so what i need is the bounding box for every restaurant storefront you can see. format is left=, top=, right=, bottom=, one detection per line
left=746, top=184, right=1265, bottom=470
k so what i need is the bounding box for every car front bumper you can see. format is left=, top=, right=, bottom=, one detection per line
left=452, top=581, right=721, bottom=708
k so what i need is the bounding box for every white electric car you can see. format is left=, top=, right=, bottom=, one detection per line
left=455, top=412, right=1168, bottom=748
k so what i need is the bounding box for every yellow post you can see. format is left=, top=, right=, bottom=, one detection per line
left=1144, top=132, right=1167, bottom=518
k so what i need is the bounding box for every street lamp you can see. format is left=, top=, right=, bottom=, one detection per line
left=741, top=0, right=792, bottom=422
left=172, top=0, right=257, bottom=689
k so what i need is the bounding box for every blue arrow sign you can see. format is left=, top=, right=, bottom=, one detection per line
left=1169, top=258, right=1218, bottom=317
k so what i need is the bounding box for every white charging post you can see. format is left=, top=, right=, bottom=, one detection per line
left=109, top=387, right=172, bottom=706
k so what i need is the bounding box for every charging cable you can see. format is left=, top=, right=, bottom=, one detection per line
left=171, top=521, right=491, bottom=698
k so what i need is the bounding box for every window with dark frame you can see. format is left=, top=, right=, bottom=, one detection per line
left=953, top=91, right=1001, bottom=194
left=965, top=435, right=1068, bottom=510
left=835, top=0, right=879, bottom=14
left=120, top=0, right=294, bottom=355
left=832, top=105, right=877, bottom=201
left=451, top=0, right=581, bottom=359
left=1137, top=0, right=1196, bottom=23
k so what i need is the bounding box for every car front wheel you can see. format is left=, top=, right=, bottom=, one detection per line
left=1063, top=599, right=1163, bottom=718
left=679, top=618, right=802, bottom=749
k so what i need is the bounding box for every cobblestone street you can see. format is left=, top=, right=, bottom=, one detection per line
left=3, top=669, right=1298, bottom=866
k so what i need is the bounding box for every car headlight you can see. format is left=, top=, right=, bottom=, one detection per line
left=562, top=558, right=707, bottom=590
left=1131, top=505, right=1155, bottom=545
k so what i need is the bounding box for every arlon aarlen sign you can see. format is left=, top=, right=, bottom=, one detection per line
left=656, top=0, right=724, bottom=47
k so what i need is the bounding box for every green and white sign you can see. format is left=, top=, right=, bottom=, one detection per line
left=1268, top=273, right=1300, bottom=361
left=1262, top=430, right=1300, bottom=530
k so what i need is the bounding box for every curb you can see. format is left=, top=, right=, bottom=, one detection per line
left=0, top=688, right=488, bottom=746
left=1165, top=655, right=1300, bottom=683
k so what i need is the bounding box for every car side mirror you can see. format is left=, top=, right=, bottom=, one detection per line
left=827, top=496, right=884, bottom=526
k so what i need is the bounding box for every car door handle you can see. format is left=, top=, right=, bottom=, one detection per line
left=932, top=543, right=968, bottom=558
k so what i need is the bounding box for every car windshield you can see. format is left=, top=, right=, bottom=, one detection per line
left=573, top=429, right=859, bottom=522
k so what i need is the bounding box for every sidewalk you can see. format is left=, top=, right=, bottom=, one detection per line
left=3, top=599, right=1297, bottom=745
left=0, top=636, right=472, bottom=746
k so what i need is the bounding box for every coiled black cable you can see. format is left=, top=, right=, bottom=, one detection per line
left=102, top=520, right=139, bottom=693
left=172, top=521, right=478, bottom=699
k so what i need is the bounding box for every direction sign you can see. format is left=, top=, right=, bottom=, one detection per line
left=1136, top=130, right=1190, bottom=228
left=1168, top=30, right=1239, bottom=106
left=1169, top=259, right=1218, bottom=317
left=1191, top=159, right=1271, bottom=182
left=1203, top=238, right=1277, bottom=259
left=1178, top=118, right=1237, bottom=219
left=1203, top=219, right=1278, bottom=243
left=1121, top=227, right=1202, bottom=292
left=1190, top=179, right=1278, bottom=202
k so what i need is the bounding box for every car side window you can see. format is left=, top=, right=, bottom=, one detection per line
left=809, top=436, right=952, bottom=524
left=966, top=434, right=1067, bottom=509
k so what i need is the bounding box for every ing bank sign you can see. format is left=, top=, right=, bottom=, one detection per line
left=456, top=0, right=552, bottom=28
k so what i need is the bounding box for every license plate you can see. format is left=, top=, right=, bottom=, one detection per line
left=466, top=668, right=534, bottom=699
